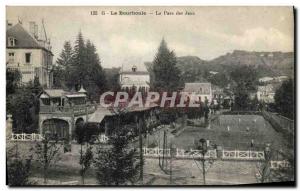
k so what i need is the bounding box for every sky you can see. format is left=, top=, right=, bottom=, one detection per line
left=6, top=6, right=294, bottom=70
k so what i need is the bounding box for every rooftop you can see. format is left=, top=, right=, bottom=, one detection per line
left=6, top=23, right=53, bottom=55
left=40, top=89, right=86, bottom=98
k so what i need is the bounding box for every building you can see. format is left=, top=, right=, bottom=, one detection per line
left=212, top=85, right=224, bottom=99
left=259, top=76, right=289, bottom=85
left=259, top=77, right=274, bottom=83
left=274, top=75, right=289, bottom=82
left=209, top=71, right=219, bottom=75
left=6, top=21, right=53, bottom=87
left=38, top=87, right=97, bottom=140
left=119, top=65, right=150, bottom=92
left=183, top=82, right=212, bottom=103
left=256, top=84, right=277, bottom=103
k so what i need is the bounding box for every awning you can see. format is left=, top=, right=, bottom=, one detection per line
left=88, top=107, right=114, bottom=123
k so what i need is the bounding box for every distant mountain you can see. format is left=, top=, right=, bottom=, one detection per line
left=177, top=56, right=206, bottom=65
left=209, top=50, right=294, bottom=77
left=177, top=56, right=222, bottom=83
left=176, top=51, right=294, bottom=84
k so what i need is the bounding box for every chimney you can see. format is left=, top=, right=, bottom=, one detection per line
left=132, top=65, right=137, bottom=72
left=6, top=20, right=12, bottom=29
left=29, top=21, right=38, bottom=39
left=34, top=23, right=38, bottom=39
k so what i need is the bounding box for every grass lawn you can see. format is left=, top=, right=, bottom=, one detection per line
left=145, top=114, right=289, bottom=151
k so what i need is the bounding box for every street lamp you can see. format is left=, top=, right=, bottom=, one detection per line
left=258, top=143, right=272, bottom=183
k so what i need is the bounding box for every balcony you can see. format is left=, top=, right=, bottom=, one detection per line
left=40, top=104, right=97, bottom=116
left=7, top=63, right=34, bottom=70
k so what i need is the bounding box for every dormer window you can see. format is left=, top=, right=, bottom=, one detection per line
left=8, top=37, right=16, bottom=47
left=132, top=65, right=137, bottom=72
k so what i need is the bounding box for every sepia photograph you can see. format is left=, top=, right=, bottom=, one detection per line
left=5, top=6, right=295, bottom=186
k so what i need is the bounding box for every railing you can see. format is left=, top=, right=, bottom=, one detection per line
left=98, top=134, right=109, bottom=143
left=178, top=149, right=217, bottom=159
left=143, top=147, right=171, bottom=157
left=270, top=160, right=291, bottom=169
left=40, top=104, right=97, bottom=116
left=142, top=147, right=217, bottom=159
left=7, top=64, right=35, bottom=71
left=11, top=133, right=43, bottom=141
left=7, top=135, right=292, bottom=165
left=222, top=150, right=265, bottom=160
left=262, top=111, right=294, bottom=135
left=143, top=147, right=264, bottom=161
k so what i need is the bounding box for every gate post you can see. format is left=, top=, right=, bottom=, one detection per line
left=216, top=146, right=222, bottom=159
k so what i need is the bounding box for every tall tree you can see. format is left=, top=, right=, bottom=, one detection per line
left=230, top=65, right=258, bottom=110
left=53, top=41, right=73, bottom=88
left=84, top=40, right=106, bottom=100
left=67, top=32, right=86, bottom=89
left=104, top=67, right=121, bottom=91
left=6, top=81, right=40, bottom=133
left=230, top=65, right=257, bottom=92
left=75, top=122, right=94, bottom=185
left=35, top=134, right=61, bottom=184
left=54, top=32, right=107, bottom=101
left=207, top=73, right=230, bottom=88
left=7, top=142, right=33, bottom=186
left=274, top=79, right=294, bottom=119
left=56, top=41, right=73, bottom=69
left=152, top=39, right=181, bottom=92
left=6, top=68, right=21, bottom=95
left=94, top=114, right=141, bottom=185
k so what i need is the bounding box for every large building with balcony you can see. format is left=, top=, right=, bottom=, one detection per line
left=6, top=21, right=53, bottom=87
left=38, top=88, right=97, bottom=141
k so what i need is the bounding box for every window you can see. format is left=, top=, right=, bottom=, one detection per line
left=25, top=53, right=31, bottom=64
left=8, top=37, right=16, bottom=47
left=8, top=52, right=15, bottom=63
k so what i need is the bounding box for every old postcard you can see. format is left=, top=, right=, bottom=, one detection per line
left=6, top=6, right=295, bottom=186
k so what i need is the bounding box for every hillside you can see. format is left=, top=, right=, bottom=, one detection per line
left=209, top=50, right=294, bottom=77
left=176, top=51, right=294, bottom=85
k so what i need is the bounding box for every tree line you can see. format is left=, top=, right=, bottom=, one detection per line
left=53, top=32, right=106, bottom=101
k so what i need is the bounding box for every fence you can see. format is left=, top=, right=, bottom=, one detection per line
left=222, top=150, right=265, bottom=160
left=142, top=147, right=264, bottom=160
left=10, top=133, right=109, bottom=144
left=11, top=133, right=43, bottom=141
left=270, top=160, right=291, bottom=169
left=177, top=148, right=217, bottom=159
left=40, top=104, right=97, bottom=116
left=262, top=111, right=294, bottom=135
left=143, top=147, right=171, bottom=157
